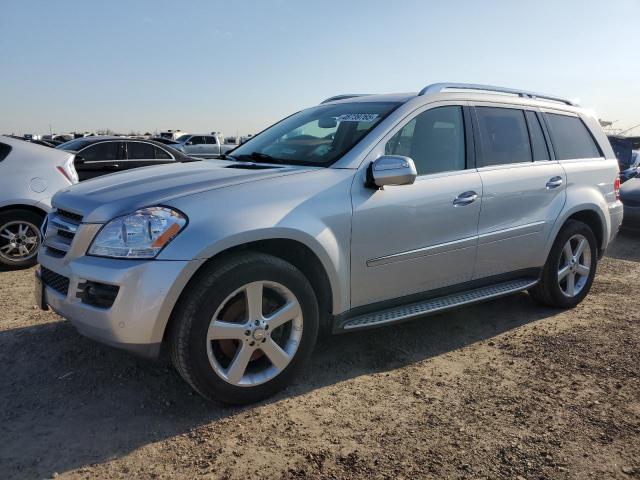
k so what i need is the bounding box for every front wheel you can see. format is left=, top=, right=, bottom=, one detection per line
left=0, top=209, right=44, bottom=269
left=529, top=219, right=598, bottom=308
left=169, top=252, right=319, bottom=404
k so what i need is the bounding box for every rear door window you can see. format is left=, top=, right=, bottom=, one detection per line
left=204, top=136, right=218, bottom=145
left=81, top=142, right=121, bottom=161
left=127, top=141, right=156, bottom=160
left=476, top=107, right=532, bottom=166
left=544, top=113, right=601, bottom=160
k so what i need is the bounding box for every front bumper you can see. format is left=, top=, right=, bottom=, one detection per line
left=37, top=252, right=204, bottom=358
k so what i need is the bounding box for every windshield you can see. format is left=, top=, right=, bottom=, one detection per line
left=56, top=138, right=92, bottom=151
left=175, top=134, right=191, bottom=143
left=230, top=102, right=399, bottom=166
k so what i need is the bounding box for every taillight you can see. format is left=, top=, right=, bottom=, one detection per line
left=56, top=157, right=79, bottom=184
left=57, top=166, right=73, bottom=183
left=614, top=177, right=621, bottom=200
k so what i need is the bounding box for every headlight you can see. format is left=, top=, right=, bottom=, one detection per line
left=88, top=207, right=187, bottom=259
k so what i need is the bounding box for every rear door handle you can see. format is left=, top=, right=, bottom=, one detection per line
left=546, top=176, right=563, bottom=189
left=453, top=191, right=478, bottom=206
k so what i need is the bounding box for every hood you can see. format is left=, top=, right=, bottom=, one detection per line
left=52, top=159, right=315, bottom=223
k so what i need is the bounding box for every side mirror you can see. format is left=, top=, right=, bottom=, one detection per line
left=186, top=141, right=193, bottom=146
left=367, top=155, right=417, bottom=188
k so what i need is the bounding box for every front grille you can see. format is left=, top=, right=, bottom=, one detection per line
left=40, top=266, right=70, bottom=295
left=57, top=229, right=75, bottom=240
left=43, top=209, right=83, bottom=257
left=56, top=209, right=84, bottom=223
left=45, top=246, right=66, bottom=258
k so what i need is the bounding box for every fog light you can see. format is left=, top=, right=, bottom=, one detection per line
left=76, top=281, right=119, bottom=308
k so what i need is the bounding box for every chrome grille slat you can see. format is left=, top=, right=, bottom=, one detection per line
left=43, top=209, right=84, bottom=256
left=45, top=246, right=66, bottom=258
left=56, top=209, right=84, bottom=223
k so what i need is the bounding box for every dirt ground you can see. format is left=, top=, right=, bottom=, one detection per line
left=1, top=232, right=639, bottom=480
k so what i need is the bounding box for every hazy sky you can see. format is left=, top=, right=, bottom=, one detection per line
left=2, top=0, right=639, bottom=136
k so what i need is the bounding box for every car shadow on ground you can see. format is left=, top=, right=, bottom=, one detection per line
left=0, top=291, right=559, bottom=478
left=0, top=263, right=34, bottom=273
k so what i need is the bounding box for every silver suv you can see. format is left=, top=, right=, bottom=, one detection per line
left=36, top=83, right=624, bottom=404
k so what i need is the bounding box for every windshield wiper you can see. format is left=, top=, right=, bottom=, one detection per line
left=235, top=152, right=287, bottom=165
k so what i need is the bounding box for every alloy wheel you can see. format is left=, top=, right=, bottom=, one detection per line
left=0, top=221, right=41, bottom=263
left=206, top=280, right=303, bottom=387
left=557, top=233, right=591, bottom=297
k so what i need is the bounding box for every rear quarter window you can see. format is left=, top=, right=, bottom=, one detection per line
left=545, top=113, right=602, bottom=160
left=154, top=146, right=172, bottom=159
left=0, top=142, right=11, bottom=162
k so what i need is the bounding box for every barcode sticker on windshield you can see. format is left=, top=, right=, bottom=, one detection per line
left=337, top=113, right=379, bottom=122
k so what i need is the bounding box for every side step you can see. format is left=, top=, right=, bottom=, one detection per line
left=339, top=278, right=538, bottom=331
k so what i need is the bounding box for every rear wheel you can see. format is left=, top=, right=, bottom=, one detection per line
left=529, top=220, right=598, bottom=308
left=0, top=209, right=43, bottom=269
left=169, top=252, right=319, bottom=404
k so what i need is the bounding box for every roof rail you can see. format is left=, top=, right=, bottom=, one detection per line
left=418, top=83, right=577, bottom=106
left=320, top=94, right=371, bottom=104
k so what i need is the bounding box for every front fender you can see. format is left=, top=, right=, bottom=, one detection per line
left=196, top=227, right=345, bottom=313
left=157, top=169, right=355, bottom=314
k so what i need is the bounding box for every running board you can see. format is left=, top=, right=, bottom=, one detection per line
left=337, top=278, right=538, bottom=332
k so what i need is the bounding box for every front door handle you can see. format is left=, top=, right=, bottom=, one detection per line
left=453, top=191, right=478, bottom=206
left=546, top=176, right=563, bottom=189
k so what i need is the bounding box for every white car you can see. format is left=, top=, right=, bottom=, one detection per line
left=0, top=136, right=78, bottom=268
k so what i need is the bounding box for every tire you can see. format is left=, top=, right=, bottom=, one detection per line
left=168, top=251, right=319, bottom=405
left=0, top=209, right=44, bottom=269
left=529, top=219, right=598, bottom=308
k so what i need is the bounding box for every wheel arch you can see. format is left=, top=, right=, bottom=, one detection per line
left=566, top=210, right=604, bottom=258
left=549, top=205, right=607, bottom=260
left=0, top=203, right=49, bottom=219
left=163, top=237, right=337, bottom=343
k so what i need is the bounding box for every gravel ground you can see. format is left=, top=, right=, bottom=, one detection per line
left=1, top=231, right=639, bottom=480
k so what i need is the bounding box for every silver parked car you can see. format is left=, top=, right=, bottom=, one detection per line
left=0, top=136, right=78, bottom=268
left=36, top=83, right=623, bottom=404
left=172, top=133, right=236, bottom=158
